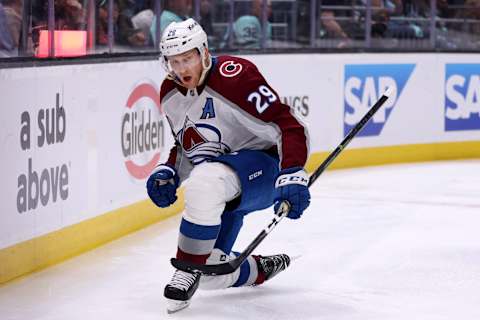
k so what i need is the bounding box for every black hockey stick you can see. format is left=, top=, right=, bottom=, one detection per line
left=171, top=87, right=393, bottom=276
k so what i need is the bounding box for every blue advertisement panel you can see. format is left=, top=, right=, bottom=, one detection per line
left=344, top=64, right=415, bottom=137
left=445, top=64, right=480, bottom=131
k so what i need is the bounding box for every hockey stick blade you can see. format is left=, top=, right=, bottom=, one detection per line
left=171, top=88, right=392, bottom=276
left=170, top=258, right=236, bottom=276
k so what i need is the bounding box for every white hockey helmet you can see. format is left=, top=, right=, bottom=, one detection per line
left=160, top=18, right=212, bottom=84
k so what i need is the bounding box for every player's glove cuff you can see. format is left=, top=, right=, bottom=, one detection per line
left=275, top=167, right=309, bottom=188
left=274, top=167, right=310, bottom=220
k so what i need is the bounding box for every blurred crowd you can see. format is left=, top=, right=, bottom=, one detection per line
left=1, top=0, right=479, bottom=58
left=312, top=0, right=480, bottom=49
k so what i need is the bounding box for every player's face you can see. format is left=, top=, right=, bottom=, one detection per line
left=168, top=49, right=203, bottom=89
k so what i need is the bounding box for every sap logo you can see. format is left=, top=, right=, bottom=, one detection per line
left=248, top=170, right=263, bottom=181
left=344, top=64, right=415, bottom=136
left=445, top=64, right=480, bottom=131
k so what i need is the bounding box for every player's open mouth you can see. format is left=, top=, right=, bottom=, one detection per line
left=183, top=76, right=192, bottom=83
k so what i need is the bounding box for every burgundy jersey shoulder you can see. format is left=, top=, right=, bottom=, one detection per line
left=207, top=55, right=265, bottom=99
left=159, top=77, right=177, bottom=103
left=211, top=55, right=261, bottom=79
left=206, top=54, right=281, bottom=120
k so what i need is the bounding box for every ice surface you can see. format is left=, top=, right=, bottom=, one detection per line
left=1, top=160, right=479, bottom=320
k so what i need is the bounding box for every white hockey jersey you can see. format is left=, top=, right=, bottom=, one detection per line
left=160, top=55, right=309, bottom=180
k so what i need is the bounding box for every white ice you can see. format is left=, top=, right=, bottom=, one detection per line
left=1, top=160, right=480, bottom=320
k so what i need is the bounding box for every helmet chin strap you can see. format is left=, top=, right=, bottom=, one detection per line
left=197, top=51, right=212, bottom=86
left=167, top=50, right=212, bottom=89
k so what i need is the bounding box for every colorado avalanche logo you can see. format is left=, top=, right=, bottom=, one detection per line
left=179, top=117, right=231, bottom=165
left=219, top=61, right=243, bottom=78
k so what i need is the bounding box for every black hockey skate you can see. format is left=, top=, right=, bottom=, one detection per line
left=164, top=269, right=200, bottom=314
left=255, top=254, right=291, bottom=282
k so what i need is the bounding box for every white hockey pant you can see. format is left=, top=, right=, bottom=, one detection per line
left=182, top=162, right=258, bottom=288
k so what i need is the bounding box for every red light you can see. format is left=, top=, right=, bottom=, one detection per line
left=37, top=30, right=87, bottom=58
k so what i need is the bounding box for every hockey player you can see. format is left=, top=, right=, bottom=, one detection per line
left=146, top=18, right=310, bottom=313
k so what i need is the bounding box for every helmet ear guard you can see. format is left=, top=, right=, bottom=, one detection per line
left=160, top=18, right=212, bottom=85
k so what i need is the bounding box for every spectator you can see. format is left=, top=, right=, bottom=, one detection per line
left=28, top=0, right=45, bottom=51
left=318, top=0, right=416, bottom=47
left=150, top=0, right=192, bottom=45
left=117, top=0, right=153, bottom=43
left=130, top=7, right=154, bottom=45
left=405, top=0, right=430, bottom=37
left=458, top=0, right=480, bottom=25
left=369, top=0, right=395, bottom=37
left=117, top=0, right=149, bottom=47
left=1, top=0, right=22, bottom=52
left=199, top=0, right=214, bottom=36
left=232, top=0, right=272, bottom=49
left=320, top=0, right=363, bottom=48
left=320, top=1, right=349, bottom=40
left=347, top=0, right=415, bottom=40
left=0, top=2, right=15, bottom=55
left=295, top=0, right=310, bottom=43
left=128, top=0, right=152, bottom=13
left=97, top=0, right=119, bottom=46
left=199, top=0, right=220, bottom=49
left=396, top=0, right=449, bottom=38
left=97, top=0, right=148, bottom=48
left=453, top=0, right=480, bottom=47
left=55, top=0, right=85, bottom=30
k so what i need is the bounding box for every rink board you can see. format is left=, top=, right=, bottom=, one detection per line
left=1, top=53, right=480, bottom=284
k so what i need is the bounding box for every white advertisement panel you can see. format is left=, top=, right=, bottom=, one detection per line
left=248, top=53, right=480, bottom=152
left=0, top=61, right=171, bottom=249
left=1, top=53, right=479, bottom=249
left=338, top=54, right=446, bottom=148
left=247, top=54, right=344, bottom=152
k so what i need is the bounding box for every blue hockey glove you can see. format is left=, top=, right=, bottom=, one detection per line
left=274, top=167, right=310, bottom=219
left=146, top=164, right=180, bottom=208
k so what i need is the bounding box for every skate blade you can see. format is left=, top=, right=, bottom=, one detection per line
left=166, top=299, right=190, bottom=314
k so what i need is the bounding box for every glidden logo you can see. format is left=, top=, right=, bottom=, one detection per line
left=121, top=82, right=164, bottom=179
